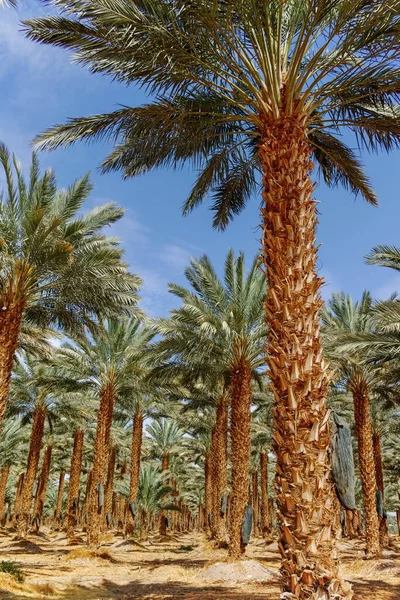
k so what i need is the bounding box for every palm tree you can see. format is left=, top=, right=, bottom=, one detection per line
left=321, top=292, right=383, bottom=556
left=0, top=417, right=27, bottom=523
left=154, top=251, right=265, bottom=557
left=135, top=465, right=174, bottom=542
left=0, top=145, right=141, bottom=427
left=146, top=418, right=185, bottom=536
left=25, top=3, right=400, bottom=593
left=50, top=318, right=147, bottom=546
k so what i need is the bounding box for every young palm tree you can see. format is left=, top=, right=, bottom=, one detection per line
left=154, top=251, right=265, bottom=557
left=0, top=145, right=141, bottom=427
left=321, top=292, right=382, bottom=557
left=50, top=318, right=148, bottom=546
left=25, top=2, right=400, bottom=594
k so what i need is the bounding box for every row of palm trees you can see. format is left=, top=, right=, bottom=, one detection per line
left=3, top=1, right=400, bottom=598
left=0, top=148, right=399, bottom=568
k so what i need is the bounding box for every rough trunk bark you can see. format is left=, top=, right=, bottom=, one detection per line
left=0, top=464, right=10, bottom=523
left=210, top=395, right=228, bottom=544
left=54, top=471, right=65, bottom=529
left=260, top=450, right=271, bottom=536
left=13, top=473, right=25, bottom=525
left=259, top=117, right=352, bottom=599
left=33, top=444, right=53, bottom=527
left=87, top=384, right=115, bottom=547
left=229, top=358, right=252, bottom=559
left=350, top=377, right=380, bottom=557
left=125, top=406, right=143, bottom=535
left=372, top=431, right=389, bottom=548
left=252, top=470, right=260, bottom=537
left=104, top=445, right=117, bottom=530
left=0, top=300, right=24, bottom=428
left=17, top=406, right=46, bottom=537
left=159, top=452, right=169, bottom=536
left=204, top=451, right=212, bottom=536
left=65, top=428, right=84, bottom=538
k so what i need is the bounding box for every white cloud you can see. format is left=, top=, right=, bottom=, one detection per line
left=136, top=267, right=172, bottom=318
left=159, top=244, right=192, bottom=270
left=375, top=275, right=400, bottom=300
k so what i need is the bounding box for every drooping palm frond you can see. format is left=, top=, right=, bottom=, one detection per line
left=24, top=0, right=400, bottom=227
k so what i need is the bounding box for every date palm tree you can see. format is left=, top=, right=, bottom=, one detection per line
left=0, top=144, right=141, bottom=427
left=0, top=417, right=27, bottom=523
left=321, top=291, right=382, bottom=557
left=49, top=318, right=148, bottom=547
left=25, top=2, right=400, bottom=595
left=153, top=250, right=265, bottom=557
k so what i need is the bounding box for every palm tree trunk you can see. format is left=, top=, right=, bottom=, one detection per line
left=13, top=473, right=25, bottom=525
left=211, top=395, right=228, bottom=544
left=17, top=406, right=46, bottom=537
left=259, top=120, right=352, bottom=599
left=204, top=451, right=212, bottom=536
left=126, top=406, right=143, bottom=535
left=33, top=444, right=53, bottom=528
left=104, top=445, right=117, bottom=530
left=372, top=431, right=389, bottom=548
left=159, top=452, right=169, bottom=536
left=54, top=471, right=65, bottom=529
left=65, top=428, right=84, bottom=538
left=0, top=464, right=10, bottom=524
left=87, top=384, right=115, bottom=547
left=0, top=299, right=24, bottom=427
left=251, top=470, right=259, bottom=537
left=229, top=358, right=252, bottom=559
left=260, top=450, right=271, bottom=536
left=350, top=377, right=380, bottom=557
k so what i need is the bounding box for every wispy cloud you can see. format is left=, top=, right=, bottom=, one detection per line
left=159, top=244, right=192, bottom=270
left=319, top=268, right=341, bottom=301
left=375, top=276, right=400, bottom=300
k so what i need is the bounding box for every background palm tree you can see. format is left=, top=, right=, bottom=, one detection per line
left=0, top=417, right=27, bottom=523
left=153, top=250, right=265, bottom=557
left=25, top=3, right=400, bottom=594
left=0, top=144, right=141, bottom=427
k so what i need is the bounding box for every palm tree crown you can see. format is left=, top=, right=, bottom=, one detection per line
left=25, top=1, right=400, bottom=226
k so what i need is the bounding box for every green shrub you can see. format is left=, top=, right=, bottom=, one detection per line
left=0, top=561, right=25, bottom=583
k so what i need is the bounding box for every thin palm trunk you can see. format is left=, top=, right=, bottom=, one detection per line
left=33, top=444, right=53, bottom=527
left=13, top=473, right=25, bottom=525
left=104, top=445, right=117, bottom=530
left=65, top=428, right=84, bottom=538
left=251, top=470, right=259, bottom=537
left=87, top=384, right=115, bottom=547
left=126, top=406, right=143, bottom=535
left=259, top=119, right=352, bottom=599
left=54, top=471, right=65, bottom=529
left=350, top=377, right=380, bottom=557
left=229, top=358, right=252, bottom=559
left=159, top=452, right=169, bottom=536
left=0, top=298, right=24, bottom=427
left=17, top=405, right=46, bottom=537
left=210, top=395, right=228, bottom=544
left=204, top=451, right=212, bottom=536
left=260, top=450, right=271, bottom=536
left=372, top=431, right=389, bottom=548
left=0, top=464, right=10, bottom=523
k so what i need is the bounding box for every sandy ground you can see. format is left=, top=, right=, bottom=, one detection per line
left=0, top=528, right=399, bottom=600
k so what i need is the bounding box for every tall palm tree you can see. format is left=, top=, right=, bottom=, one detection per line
left=0, top=417, right=27, bottom=522
left=146, top=418, right=185, bottom=536
left=321, top=292, right=382, bottom=557
left=25, top=2, right=400, bottom=594
left=154, top=251, right=265, bottom=557
left=50, top=318, right=147, bottom=546
left=0, top=145, right=141, bottom=427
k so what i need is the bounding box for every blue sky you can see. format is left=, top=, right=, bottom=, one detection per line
left=2, top=1, right=400, bottom=317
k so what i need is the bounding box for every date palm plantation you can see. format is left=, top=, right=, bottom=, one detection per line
left=0, top=144, right=141, bottom=428
left=24, top=2, right=400, bottom=598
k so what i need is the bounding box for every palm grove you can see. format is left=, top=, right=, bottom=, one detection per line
left=0, top=1, right=400, bottom=600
